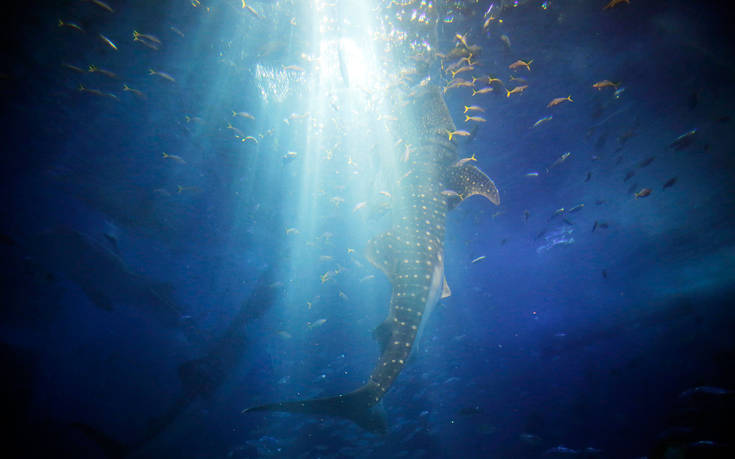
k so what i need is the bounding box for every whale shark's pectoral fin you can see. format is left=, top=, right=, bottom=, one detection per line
left=442, top=275, right=451, bottom=299
left=373, top=319, right=395, bottom=356
left=366, top=232, right=398, bottom=280
left=444, top=163, right=500, bottom=206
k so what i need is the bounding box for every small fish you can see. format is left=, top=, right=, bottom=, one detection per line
left=226, top=122, right=245, bottom=137
left=360, top=275, right=375, bottom=283
left=550, top=208, right=565, bottom=219
left=88, top=64, right=117, bottom=79
left=282, top=65, right=305, bottom=73
left=170, top=26, right=185, bottom=37
left=623, top=170, right=635, bottom=182
left=78, top=84, right=118, bottom=100
left=584, top=171, right=591, bottom=182
left=455, top=33, right=469, bottom=49
left=592, top=221, right=598, bottom=232
left=242, top=1, right=259, bottom=18
left=669, top=129, right=697, bottom=150
left=62, top=63, right=86, bottom=73
left=487, top=76, right=503, bottom=86
left=277, top=331, right=292, bottom=339
left=148, top=68, right=175, bottom=82
left=285, top=228, right=299, bottom=235
left=614, top=87, right=626, bottom=99
left=662, top=177, right=677, bottom=189
left=98, top=34, right=118, bottom=50
left=679, top=386, right=733, bottom=398
left=153, top=188, right=171, bottom=197
left=89, top=0, right=114, bottom=13
left=500, top=34, right=511, bottom=48
left=634, top=188, right=652, bottom=199
left=471, top=255, right=486, bottom=264
left=547, top=96, right=573, bottom=108
left=568, top=203, right=584, bottom=213
left=451, top=65, right=474, bottom=78
left=509, top=59, right=532, bottom=71
left=446, top=129, right=471, bottom=141
left=133, top=30, right=161, bottom=44
left=282, top=151, right=298, bottom=163
left=547, top=152, right=571, bottom=171
left=520, top=433, right=542, bottom=445
left=338, top=291, right=349, bottom=301
left=465, top=115, right=486, bottom=123
left=456, top=153, right=477, bottom=166
left=602, top=269, right=607, bottom=279
left=162, top=152, right=186, bottom=164
left=464, top=105, right=485, bottom=113
left=233, top=111, right=255, bottom=120
left=545, top=446, right=578, bottom=455
left=133, top=34, right=160, bottom=50
left=308, top=318, right=327, bottom=329
left=525, top=172, right=539, bottom=177
left=603, top=0, right=630, bottom=10
left=352, top=201, right=367, bottom=213
left=443, top=79, right=469, bottom=93
left=638, top=156, right=655, bottom=168
left=592, top=80, right=619, bottom=90
left=532, top=115, right=553, bottom=128
left=58, top=20, right=84, bottom=32
left=472, top=87, right=494, bottom=96
left=176, top=185, right=200, bottom=194
left=122, top=83, right=145, bottom=98
left=523, top=210, right=530, bottom=222
left=506, top=85, right=528, bottom=98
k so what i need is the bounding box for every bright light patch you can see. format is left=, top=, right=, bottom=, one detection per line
left=338, top=38, right=369, bottom=89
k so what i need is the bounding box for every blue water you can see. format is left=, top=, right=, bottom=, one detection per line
left=2, top=0, right=734, bottom=458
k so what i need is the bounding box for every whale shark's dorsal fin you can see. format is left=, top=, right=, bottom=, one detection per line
left=444, top=163, right=500, bottom=206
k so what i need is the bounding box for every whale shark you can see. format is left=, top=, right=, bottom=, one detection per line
left=243, top=86, right=500, bottom=432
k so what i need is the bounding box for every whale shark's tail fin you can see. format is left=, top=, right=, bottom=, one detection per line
left=242, top=383, right=387, bottom=433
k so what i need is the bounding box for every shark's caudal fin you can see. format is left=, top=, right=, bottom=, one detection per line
left=242, top=383, right=387, bottom=433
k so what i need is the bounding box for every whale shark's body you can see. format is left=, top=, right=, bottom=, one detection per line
left=243, top=86, right=499, bottom=432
